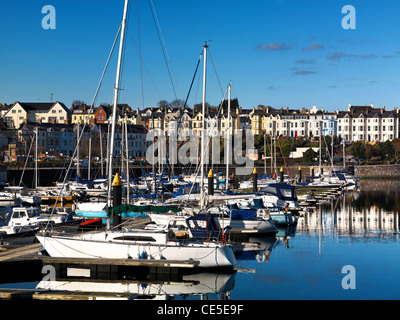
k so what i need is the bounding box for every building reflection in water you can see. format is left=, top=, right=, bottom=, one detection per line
left=298, top=189, right=400, bottom=238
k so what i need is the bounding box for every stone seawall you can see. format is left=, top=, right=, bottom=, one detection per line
left=355, top=164, right=400, bottom=179
left=254, top=164, right=400, bottom=179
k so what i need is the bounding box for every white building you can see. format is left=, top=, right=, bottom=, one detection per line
left=5, top=102, right=71, bottom=129
left=337, top=105, right=398, bottom=143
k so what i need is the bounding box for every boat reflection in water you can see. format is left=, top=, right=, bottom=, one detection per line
left=36, top=271, right=236, bottom=300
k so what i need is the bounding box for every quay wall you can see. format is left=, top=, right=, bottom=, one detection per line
left=252, top=164, right=400, bottom=180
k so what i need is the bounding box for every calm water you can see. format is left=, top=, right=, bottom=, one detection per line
left=1, top=179, right=400, bottom=300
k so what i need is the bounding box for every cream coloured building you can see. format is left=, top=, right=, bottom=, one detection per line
left=4, top=102, right=71, bottom=129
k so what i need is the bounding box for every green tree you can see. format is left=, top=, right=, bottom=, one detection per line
left=303, top=148, right=317, bottom=164
left=350, top=141, right=365, bottom=161
left=379, top=140, right=395, bottom=161
left=278, top=137, right=292, bottom=159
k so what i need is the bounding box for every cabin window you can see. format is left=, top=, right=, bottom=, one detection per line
left=12, top=211, right=26, bottom=219
left=281, top=189, right=293, bottom=197
left=113, top=236, right=157, bottom=242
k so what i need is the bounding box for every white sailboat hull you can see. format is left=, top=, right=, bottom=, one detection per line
left=219, top=218, right=277, bottom=235
left=36, top=233, right=236, bottom=268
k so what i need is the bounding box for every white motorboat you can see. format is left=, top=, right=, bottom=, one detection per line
left=6, top=206, right=77, bottom=228
left=0, top=225, right=39, bottom=246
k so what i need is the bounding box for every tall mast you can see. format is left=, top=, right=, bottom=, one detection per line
left=125, top=112, right=130, bottom=204
left=35, top=127, right=38, bottom=190
left=225, top=84, right=231, bottom=191
left=77, top=124, right=80, bottom=178
left=319, top=120, right=322, bottom=175
left=107, top=0, right=129, bottom=206
left=200, top=42, right=208, bottom=210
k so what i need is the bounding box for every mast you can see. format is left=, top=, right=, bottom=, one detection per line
left=100, top=125, right=104, bottom=177
left=77, top=124, right=80, bottom=178
left=88, top=132, right=91, bottom=180
left=319, top=120, right=322, bottom=176
left=225, top=84, right=231, bottom=191
left=343, top=140, right=346, bottom=170
left=35, top=127, right=38, bottom=190
left=125, top=112, right=130, bottom=204
left=200, top=42, right=208, bottom=210
left=107, top=0, right=129, bottom=207
left=264, top=133, right=266, bottom=176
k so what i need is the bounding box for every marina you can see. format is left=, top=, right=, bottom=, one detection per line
left=0, top=179, right=399, bottom=300
left=1, top=0, right=400, bottom=306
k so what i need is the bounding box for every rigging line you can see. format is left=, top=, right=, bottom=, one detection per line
left=148, top=0, right=179, bottom=100
left=277, top=139, right=290, bottom=177
left=184, top=87, right=228, bottom=204
left=137, top=0, right=145, bottom=109
left=127, top=30, right=161, bottom=102
left=152, top=48, right=204, bottom=200
left=127, top=123, right=152, bottom=194
left=43, top=24, right=122, bottom=230
left=18, top=132, right=35, bottom=188
left=208, top=48, right=224, bottom=97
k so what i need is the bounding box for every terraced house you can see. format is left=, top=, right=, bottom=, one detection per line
left=337, top=104, right=399, bottom=143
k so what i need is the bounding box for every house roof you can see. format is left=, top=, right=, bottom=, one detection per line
left=15, top=102, right=69, bottom=112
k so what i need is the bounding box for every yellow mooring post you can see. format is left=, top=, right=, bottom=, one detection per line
left=208, top=169, right=214, bottom=196
left=112, top=172, right=122, bottom=229
left=252, top=167, right=257, bottom=193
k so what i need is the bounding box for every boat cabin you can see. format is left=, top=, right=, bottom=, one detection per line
left=6, top=207, right=40, bottom=227
left=256, top=183, right=298, bottom=203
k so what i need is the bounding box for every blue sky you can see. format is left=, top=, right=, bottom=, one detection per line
left=1, top=0, right=400, bottom=112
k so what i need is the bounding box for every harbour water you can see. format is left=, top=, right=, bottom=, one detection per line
left=0, top=179, right=399, bottom=301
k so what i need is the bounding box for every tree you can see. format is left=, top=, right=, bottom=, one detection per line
left=170, top=99, right=185, bottom=108
left=221, top=98, right=239, bottom=114
left=350, top=141, right=365, bottom=161
left=72, top=100, right=85, bottom=106
left=303, top=148, right=317, bottom=164
left=392, top=138, right=400, bottom=161
left=379, top=140, right=395, bottom=161
left=157, top=100, right=169, bottom=108
left=278, top=137, right=292, bottom=159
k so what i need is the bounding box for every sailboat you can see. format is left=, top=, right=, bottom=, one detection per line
left=36, top=0, right=236, bottom=269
